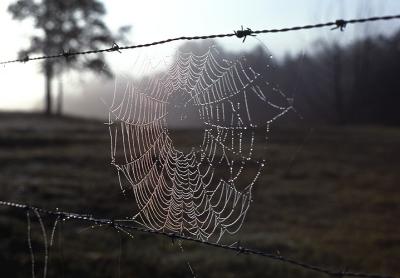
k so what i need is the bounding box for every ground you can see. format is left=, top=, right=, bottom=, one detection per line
left=0, top=112, right=399, bottom=278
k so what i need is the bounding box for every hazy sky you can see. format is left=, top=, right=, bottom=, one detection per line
left=1, top=0, right=400, bottom=112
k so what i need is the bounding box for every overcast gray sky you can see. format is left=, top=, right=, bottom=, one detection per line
left=1, top=0, right=400, bottom=112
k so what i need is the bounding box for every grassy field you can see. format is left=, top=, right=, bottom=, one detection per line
left=0, top=112, right=399, bottom=278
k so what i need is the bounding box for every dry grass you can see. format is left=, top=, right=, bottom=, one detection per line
left=0, top=113, right=399, bottom=277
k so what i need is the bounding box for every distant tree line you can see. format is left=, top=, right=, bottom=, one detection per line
left=274, top=30, right=400, bottom=125
left=178, top=30, right=400, bottom=126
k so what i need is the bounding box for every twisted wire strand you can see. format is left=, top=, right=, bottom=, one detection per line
left=1, top=14, right=400, bottom=65
left=0, top=200, right=397, bottom=278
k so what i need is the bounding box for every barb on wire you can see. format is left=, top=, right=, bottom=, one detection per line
left=22, top=55, right=30, bottom=63
left=62, top=49, right=71, bottom=59
left=332, top=20, right=348, bottom=31
left=234, top=26, right=255, bottom=42
left=0, top=200, right=397, bottom=278
left=0, top=14, right=400, bottom=65
left=109, top=42, right=121, bottom=53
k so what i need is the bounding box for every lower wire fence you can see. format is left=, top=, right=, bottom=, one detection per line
left=0, top=200, right=397, bottom=278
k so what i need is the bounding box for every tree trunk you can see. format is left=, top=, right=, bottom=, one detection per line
left=44, top=61, right=53, bottom=116
left=57, top=75, right=63, bottom=116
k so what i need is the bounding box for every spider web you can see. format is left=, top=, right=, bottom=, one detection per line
left=107, top=43, right=293, bottom=242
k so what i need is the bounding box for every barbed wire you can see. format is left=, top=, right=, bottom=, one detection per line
left=0, top=200, right=397, bottom=278
left=1, top=14, right=400, bottom=65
